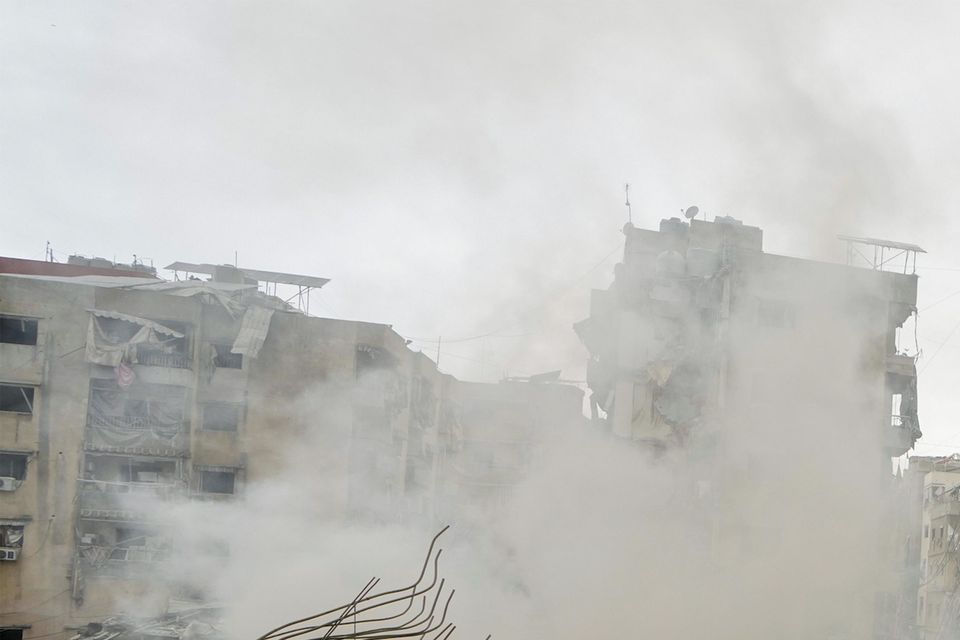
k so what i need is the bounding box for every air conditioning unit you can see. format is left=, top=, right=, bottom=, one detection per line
left=0, top=548, right=19, bottom=561
left=0, top=477, right=18, bottom=492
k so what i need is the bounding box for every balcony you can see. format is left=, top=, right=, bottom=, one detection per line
left=929, top=500, right=960, bottom=521
left=135, top=344, right=191, bottom=369
left=76, top=543, right=170, bottom=578
left=84, top=414, right=190, bottom=457
left=77, top=479, right=185, bottom=521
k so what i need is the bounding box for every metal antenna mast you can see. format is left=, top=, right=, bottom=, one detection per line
left=624, top=183, right=632, bottom=224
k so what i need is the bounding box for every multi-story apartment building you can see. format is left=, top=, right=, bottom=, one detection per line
left=0, top=257, right=583, bottom=640
left=575, top=215, right=922, bottom=639
left=905, top=455, right=960, bottom=639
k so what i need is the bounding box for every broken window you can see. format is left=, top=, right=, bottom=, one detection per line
left=135, top=320, right=191, bottom=368
left=199, top=469, right=236, bottom=494
left=0, top=385, right=34, bottom=414
left=0, top=524, right=24, bottom=548
left=0, top=316, right=38, bottom=346
left=356, top=344, right=397, bottom=378
left=212, top=344, right=243, bottom=369
left=0, top=454, right=27, bottom=481
left=757, top=299, right=797, bottom=329
left=202, top=403, right=241, bottom=432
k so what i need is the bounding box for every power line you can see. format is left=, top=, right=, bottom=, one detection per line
left=921, top=288, right=960, bottom=313
left=920, top=315, right=960, bottom=375
left=0, top=589, right=70, bottom=616
left=405, top=242, right=622, bottom=345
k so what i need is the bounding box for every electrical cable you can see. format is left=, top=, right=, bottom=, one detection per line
left=404, top=242, right=622, bottom=345
left=919, top=315, right=960, bottom=375
left=0, top=589, right=70, bottom=617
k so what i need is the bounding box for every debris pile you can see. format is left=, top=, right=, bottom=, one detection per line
left=69, top=607, right=223, bottom=640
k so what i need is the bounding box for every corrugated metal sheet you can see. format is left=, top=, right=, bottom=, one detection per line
left=230, top=306, right=274, bottom=358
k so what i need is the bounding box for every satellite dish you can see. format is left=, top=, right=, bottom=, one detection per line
left=683, top=206, right=699, bottom=220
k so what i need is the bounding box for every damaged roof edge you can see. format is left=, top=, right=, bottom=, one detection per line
left=165, top=261, right=330, bottom=289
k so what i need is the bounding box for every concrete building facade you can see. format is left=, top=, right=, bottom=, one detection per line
left=0, top=258, right=583, bottom=640
left=575, top=215, right=922, bottom=639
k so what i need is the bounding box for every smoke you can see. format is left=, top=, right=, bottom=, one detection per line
left=0, top=0, right=947, bottom=635
left=100, top=256, right=895, bottom=640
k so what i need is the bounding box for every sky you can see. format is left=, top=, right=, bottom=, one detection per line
left=2, top=0, right=960, bottom=456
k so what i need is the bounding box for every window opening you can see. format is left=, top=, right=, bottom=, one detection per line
left=0, top=386, right=34, bottom=414
left=0, top=525, right=24, bottom=548
left=202, top=404, right=241, bottom=432
left=212, top=344, right=242, bottom=369
left=0, top=454, right=27, bottom=481
left=0, top=317, right=38, bottom=346
left=199, top=470, right=235, bottom=494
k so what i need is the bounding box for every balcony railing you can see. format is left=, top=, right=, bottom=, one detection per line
left=77, top=479, right=186, bottom=520
left=84, top=414, right=190, bottom=456
left=135, top=345, right=192, bottom=369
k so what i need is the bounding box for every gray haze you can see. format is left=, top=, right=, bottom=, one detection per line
left=2, top=0, right=960, bottom=454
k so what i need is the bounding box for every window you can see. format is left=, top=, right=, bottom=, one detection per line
left=925, top=525, right=930, bottom=538
left=0, top=386, right=34, bottom=414
left=0, top=454, right=27, bottom=481
left=0, top=317, right=37, bottom=346
left=120, top=461, right=166, bottom=484
left=199, top=470, right=235, bottom=494
left=0, top=524, right=24, bottom=548
left=212, top=344, right=242, bottom=369
left=0, top=629, right=24, bottom=640
left=202, top=404, right=241, bottom=432
left=757, top=299, right=797, bottom=329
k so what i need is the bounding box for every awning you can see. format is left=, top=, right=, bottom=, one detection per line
left=87, top=309, right=184, bottom=338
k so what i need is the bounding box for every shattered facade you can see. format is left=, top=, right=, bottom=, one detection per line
left=576, top=216, right=922, bottom=639
left=0, top=258, right=582, bottom=640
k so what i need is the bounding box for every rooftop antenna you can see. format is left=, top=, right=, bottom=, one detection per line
left=625, top=183, right=633, bottom=224
left=683, top=205, right=699, bottom=221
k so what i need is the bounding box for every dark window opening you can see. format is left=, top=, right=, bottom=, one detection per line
left=0, top=454, right=27, bottom=481
left=0, top=629, right=25, bottom=640
left=0, top=386, right=34, bottom=414
left=356, top=344, right=398, bottom=378
left=136, top=320, right=191, bottom=368
left=758, top=299, right=797, bottom=329
left=0, top=525, right=24, bottom=548
left=0, top=317, right=38, bottom=346
left=212, top=344, right=242, bottom=369
left=202, top=404, right=241, bottom=432
left=199, top=470, right=235, bottom=494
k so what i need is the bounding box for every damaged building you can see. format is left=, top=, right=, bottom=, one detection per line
left=0, top=256, right=583, bottom=640
left=575, top=215, right=923, bottom=639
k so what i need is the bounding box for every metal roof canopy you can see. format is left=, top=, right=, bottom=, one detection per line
left=837, top=235, right=926, bottom=274
left=164, top=261, right=330, bottom=289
